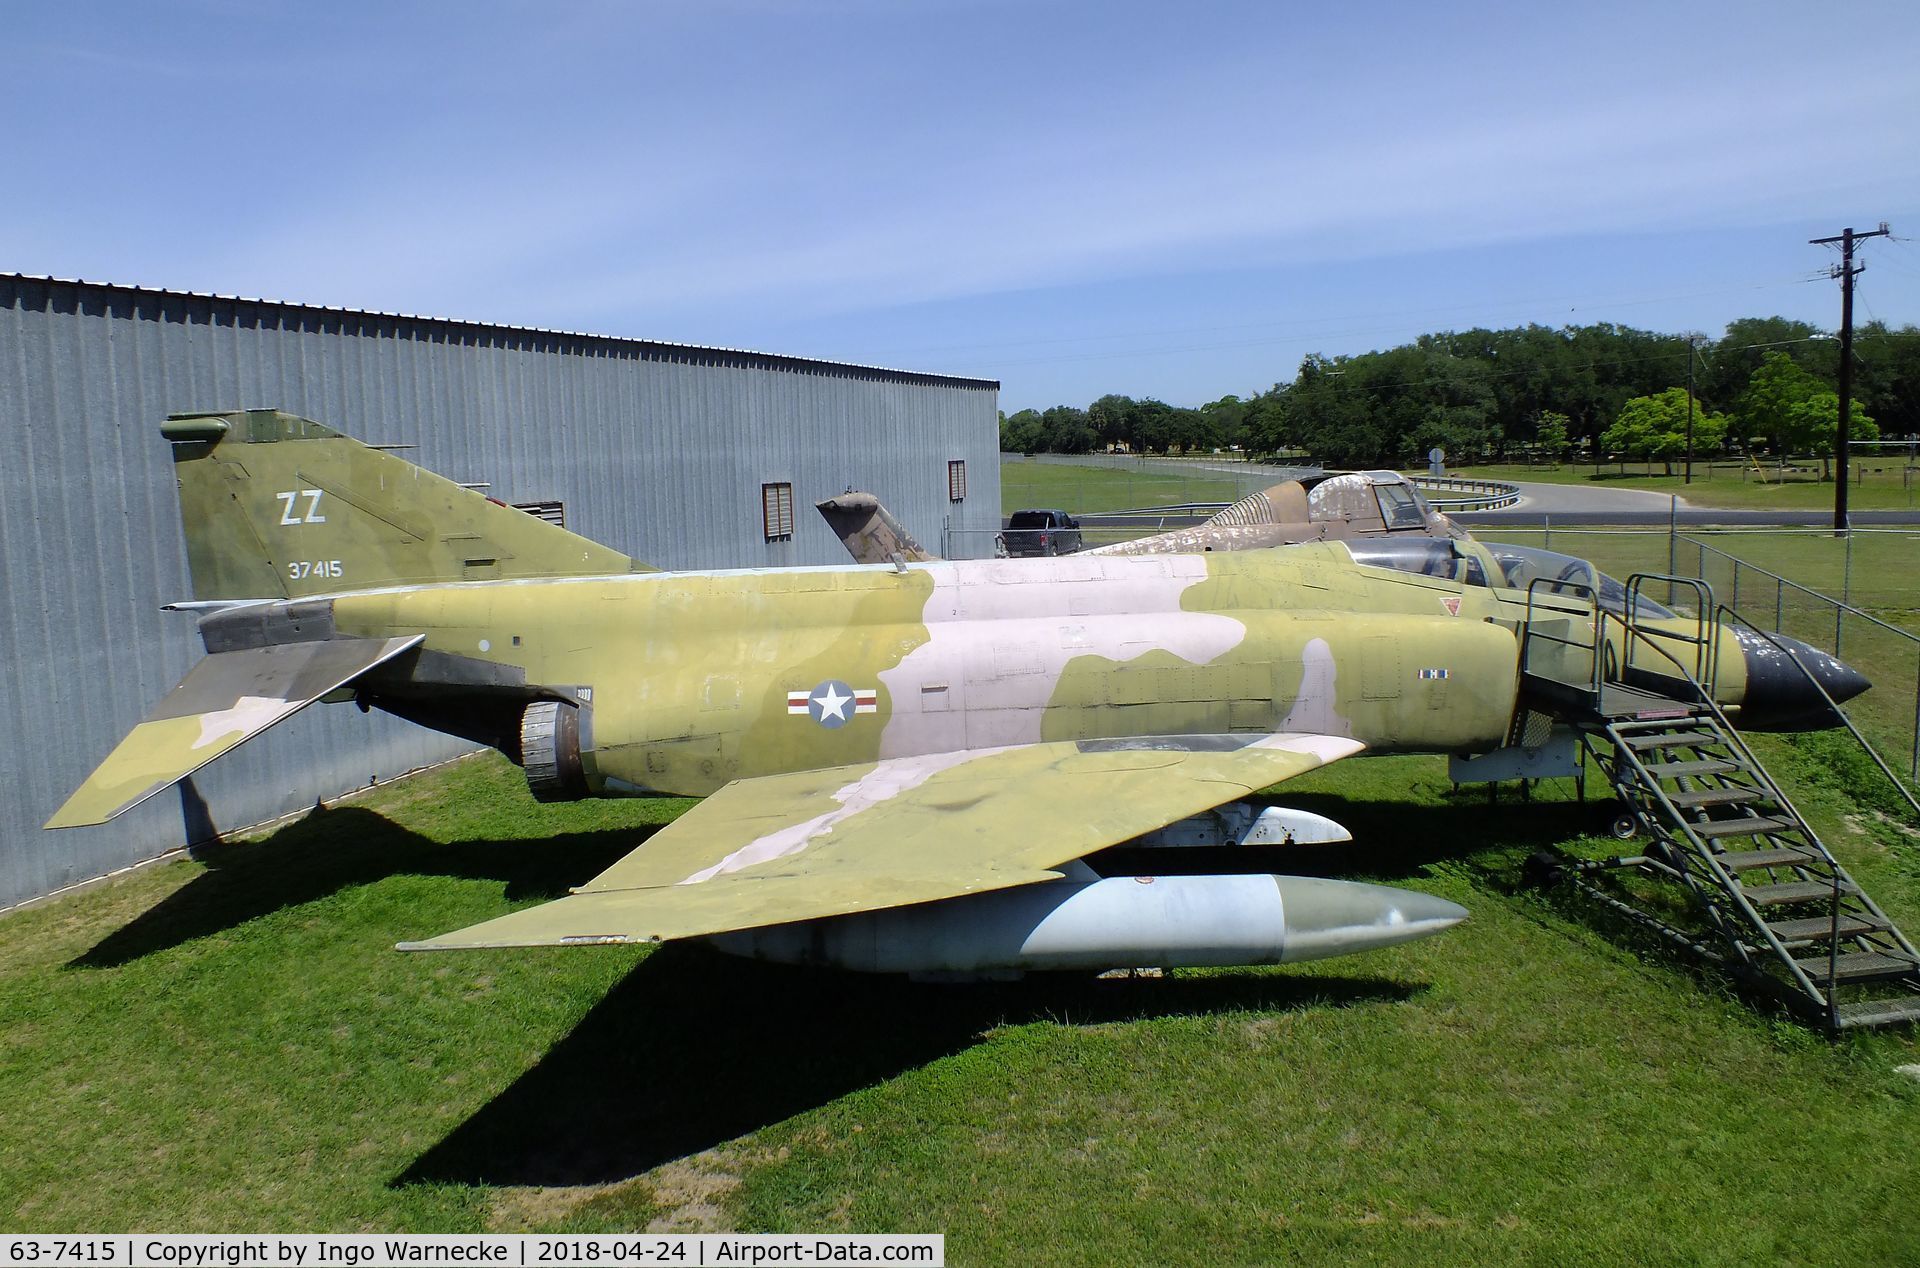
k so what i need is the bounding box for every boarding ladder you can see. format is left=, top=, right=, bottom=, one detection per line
left=1517, top=575, right=1920, bottom=1031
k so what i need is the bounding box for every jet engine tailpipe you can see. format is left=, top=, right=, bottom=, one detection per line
left=521, top=699, right=591, bottom=801
left=703, top=874, right=1467, bottom=975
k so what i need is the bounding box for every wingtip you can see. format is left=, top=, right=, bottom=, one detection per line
left=43, top=794, right=122, bottom=831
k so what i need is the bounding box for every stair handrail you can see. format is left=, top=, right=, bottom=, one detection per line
left=1714, top=604, right=1920, bottom=821
left=1624, top=574, right=1720, bottom=698
left=1593, top=612, right=1853, bottom=1006
left=1608, top=606, right=1920, bottom=1010
left=1520, top=577, right=1603, bottom=698
left=1714, top=607, right=1920, bottom=1010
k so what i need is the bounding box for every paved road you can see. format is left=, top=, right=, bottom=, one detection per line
left=1456, top=508, right=1920, bottom=527
left=1491, top=479, right=1679, bottom=515
left=1031, top=458, right=1920, bottom=528
left=1446, top=478, right=1920, bottom=527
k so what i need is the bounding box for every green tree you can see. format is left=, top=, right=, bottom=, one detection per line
left=1000, top=408, right=1046, bottom=456
left=1737, top=352, right=1824, bottom=456
left=1705, top=317, right=1831, bottom=409
left=1088, top=394, right=1136, bottom=451
left=1132, top=398, right=1177, bottom=454
left=1602, top=388, right=1727, bottom=475
left=1039, top=405, right=1093, bottom=453
left=1200, top=394, right=1251, bottom=452
left=1242, top=385, right=1293, bottom=456
left=1535, top=410, right=1570, bottom=465
left=1854, top=321, right=1920, bottom=438
left=1785, top=392, right=1878, bottom=478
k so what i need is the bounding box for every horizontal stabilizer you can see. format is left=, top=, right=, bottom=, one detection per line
left=45, top=635, right=423, bottom=828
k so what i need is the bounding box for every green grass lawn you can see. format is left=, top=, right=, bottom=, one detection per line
left=3, top=747, right=1917, bottom=1261
left=1003, top=456, right=1920, bottom=517
left=1001, top=458, right=1258, bottom=516
left=1444, top=461, right=1920, bottom=513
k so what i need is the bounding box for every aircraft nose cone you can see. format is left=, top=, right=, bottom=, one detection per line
left=1734, top=627, right=1872, bottom=731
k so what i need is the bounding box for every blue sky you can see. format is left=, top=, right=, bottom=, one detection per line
left=6, top=1, right=1919, bottom=410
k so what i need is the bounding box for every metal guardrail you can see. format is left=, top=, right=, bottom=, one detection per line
left=1410, top=476, right=1522, bottom=511
left=1083, top=502, right=1231, bottom=517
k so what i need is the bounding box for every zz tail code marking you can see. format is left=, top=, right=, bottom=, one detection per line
left=276, top=489, right=327, bottom=525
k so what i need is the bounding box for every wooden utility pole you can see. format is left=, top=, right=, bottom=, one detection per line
left=1810, top=223, right=1890, bottom=534
left=1684, top=337, right=1698, bottom=485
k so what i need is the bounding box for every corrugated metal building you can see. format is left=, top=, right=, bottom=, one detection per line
left=0, top=274, right=1000, bottom=911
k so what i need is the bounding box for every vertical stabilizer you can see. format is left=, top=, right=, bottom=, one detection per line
left=815, top=491, right=940, bottom=565
left=163, top=410, right=652, bottom=600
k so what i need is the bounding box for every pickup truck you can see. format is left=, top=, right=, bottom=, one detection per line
left=1001, top=508, right=1084, bottom=557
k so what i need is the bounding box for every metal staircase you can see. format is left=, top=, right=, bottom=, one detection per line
left=1517, top=574, right=1920, bottom=1031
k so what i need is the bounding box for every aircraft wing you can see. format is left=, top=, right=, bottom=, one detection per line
left=399, top=731, right=1363, bottom=951
left=44, top=635, right=425, bottom=828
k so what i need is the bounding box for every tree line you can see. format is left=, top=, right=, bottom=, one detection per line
left=999, top=317, right=1920, bottom=469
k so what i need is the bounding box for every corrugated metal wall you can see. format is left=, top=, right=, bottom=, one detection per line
left=0, top=275, right=1000, bottom=910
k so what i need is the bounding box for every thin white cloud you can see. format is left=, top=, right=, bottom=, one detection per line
left=6, top=1, right=1917, bottom=337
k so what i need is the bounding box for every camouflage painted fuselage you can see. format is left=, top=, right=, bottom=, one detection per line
left=334, top=542, right=1524, bottom=798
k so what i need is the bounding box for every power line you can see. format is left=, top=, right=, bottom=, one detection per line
left=902, top=276, right=1823, bottom=367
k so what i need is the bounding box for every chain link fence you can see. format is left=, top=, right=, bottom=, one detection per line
left=1488, top=525, right=1920, bottom=782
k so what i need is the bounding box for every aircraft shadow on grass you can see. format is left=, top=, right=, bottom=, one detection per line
left=393, top=787, right=1604, bottom=1188
left=71, top=788, right=1597, bottom=972
left=1096, top=789, right=1603, bottom=887
left=64, top=780, right=1614, bottom=1184
left=69, top=804, right=649, bottom=969
left=395, top=946, right=1426, bottom=1189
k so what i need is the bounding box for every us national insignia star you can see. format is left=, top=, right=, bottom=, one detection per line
left=787, top=680, right=879, bottom=728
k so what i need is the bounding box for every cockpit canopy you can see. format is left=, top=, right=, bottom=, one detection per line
left=1303, top=471, right=1437, bottom=532
left=1344, top=537, right=1675, bottom=619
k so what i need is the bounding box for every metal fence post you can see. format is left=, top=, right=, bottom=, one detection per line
left=1668, top=496, right=1678, bottom=574
left=1776, top=578, right=1785, bottom=633
left=1913, top=648, right=1919, bottom=783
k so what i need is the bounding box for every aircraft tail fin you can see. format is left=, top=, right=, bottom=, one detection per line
left=814, top=491, right=941, bottom=565
left=162, top=410, right=653, bottom=601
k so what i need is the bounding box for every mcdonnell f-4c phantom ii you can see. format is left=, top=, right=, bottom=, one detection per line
left=817, top=469, right=1461, bottom=567
left=47, top=411, right=1871, bottom=982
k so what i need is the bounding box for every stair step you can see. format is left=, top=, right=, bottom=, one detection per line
left=1620, top=730, right=1723, bottom=751
left=1644, top=758, right=1743, bottom=779
left=1667, top=786, right=1766, bottom=809
left=1834, top=997, right=1920, bottom=1029
left=1742, top=880, right=1856, bottom=907
left=1768, top=914, right=1888, bottom=942
left=1691, top=815, right=1799, bottom=840
left=1791, top=951, right=1920, bottom=984
left=1715, top=847, right=1820, bottom=873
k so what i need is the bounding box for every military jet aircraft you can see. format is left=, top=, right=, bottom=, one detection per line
left=819, top=470, right=1461, bottom=566
left=47, top=412, right=1868, bottom=979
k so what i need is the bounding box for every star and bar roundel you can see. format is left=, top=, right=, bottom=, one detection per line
left=787, top=680, right=879, bottom=729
